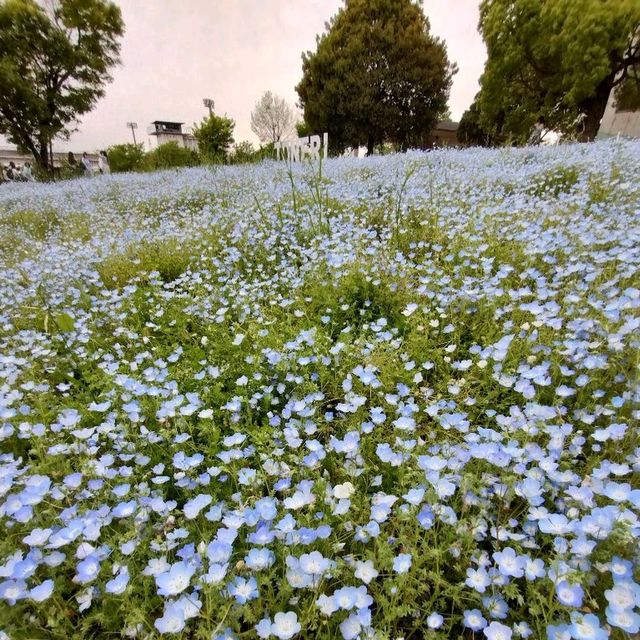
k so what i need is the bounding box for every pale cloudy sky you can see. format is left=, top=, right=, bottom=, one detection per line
left=30, top=0, right=487, bottom=152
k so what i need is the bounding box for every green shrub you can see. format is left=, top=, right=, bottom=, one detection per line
left=106, top=143, right=145, bottom=172
left=143, top=142, right=198, bottom=171
left=193, top=113, right=235, bottom=162
left=230, top=141, right=256, bottom=164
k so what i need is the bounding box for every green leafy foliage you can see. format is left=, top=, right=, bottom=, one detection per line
left=0, top=0, right=124, bottom=172
left=296, top=120, right=313, bottom=137
left=477, top=0, right=640, bottom=141
left=457, top=97, right=500, bottom=147
left=296, top=0, right=456, bottom=155
left=106, top=143, right=145, bottom=173
left=142, top=142, right=198, bottom=171
left=230, top=141, right=256, bottom=164
left=53, top=311, right=75, bottom=332
left=614, top=63, right=640, bottom=111
left=193, top=113, right=235, bottom=163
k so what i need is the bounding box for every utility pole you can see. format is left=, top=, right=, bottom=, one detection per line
left=203, top=98, right=215, bottom=117
left=126, top=122, right=138, bottom=145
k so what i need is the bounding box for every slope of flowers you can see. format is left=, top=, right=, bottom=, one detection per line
left=0, top=141, right=639, bottom=640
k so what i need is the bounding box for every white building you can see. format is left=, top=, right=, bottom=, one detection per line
left=147, top=121, right=198, bottom=150
left=599, top=83, right=640, bottom=139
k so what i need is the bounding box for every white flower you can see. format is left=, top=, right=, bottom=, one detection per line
left=333, top=482, right=355, bottom=499
left=354, top=559, right=379, bottom=584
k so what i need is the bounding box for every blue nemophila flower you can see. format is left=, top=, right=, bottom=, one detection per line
left=227, top=576, right=259, bottom=604
left=546, top=623, right=572, bottom=640
left=484, top=621, right=512, bottom=640
left=155, top=562, right=195, bottom=597
left=569, top=612, right=607, bottom=640
left=154, top=601, right=186, bottom=634
left=285, top=556, right=313, bottom=589
left=330, top=431, right=360, bottom=457
left=464, top=609, right=488, bottom=631
left=604, top=580, right=640, bottom=610
left=609, top=556, right=633, bottom=581
left=245, top=548, right=275, bottom=571
left=112, top=499, right=137, bottom=518
left=524, top=556, right=546, bottom=580
left=392, top=553, right=412, bottom=574
left=256, top=617, right=273, bottom=639
left=270, top=611, right=301, bottom=639
left=333, top=586, right=359, bottom=610
left=298, top=551, right=331, bottom=575
left=493, top=547, right=526, bottom=578
left=105, top=565, right=129, bottom=594
left=201, top=562, right=228, bottom=585
left=427, top=612, right=444, bottom=629
left=483, top=595, right=508, bottom=619
left=538, top=514, right=573, bottom=535
left=316, top=592, right=339, bottom=616
left=183, top=494, right=212, bottom=519
left=0, top=579, right=27, bottom=605
left=555, top=580, right=584, bottom=607
left=28, top=579, right=54, bottom=602
left=74, top=555, right=101, bottom=584
left=605, top=606, right=640, bottom=634
left=339, top=612, right=365, bottom=640
left=466, top=566, right=491, bottom=592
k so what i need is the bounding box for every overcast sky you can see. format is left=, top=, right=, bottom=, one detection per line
left=7, top=0, right=487, bottom=152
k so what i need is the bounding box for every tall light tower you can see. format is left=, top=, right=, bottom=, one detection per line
left=126, top=122, right=138, bottom=145
left=203, top=98, right=215, bottom=117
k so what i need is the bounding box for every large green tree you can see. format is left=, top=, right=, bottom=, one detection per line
left=296, top=0, right=456, bottom=155
left=478, top=0, right=640, bottom=141
left=0, top=0, right=124, bottom=172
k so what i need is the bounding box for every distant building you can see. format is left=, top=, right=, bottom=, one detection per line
left=598, top=88, right=640, bottom=139
left=422, top=120, right=462, bottom=148
left=147, top=121, right=198, bottom=150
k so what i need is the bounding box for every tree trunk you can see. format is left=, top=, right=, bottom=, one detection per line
left=366, top=135, right=374, bottom=156
left=578, top=76, right=614, bottom=142
left=35, top=141, right=50, bottom=175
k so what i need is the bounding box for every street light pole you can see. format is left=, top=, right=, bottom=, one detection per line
left=203, top=98, right=214, bottom=117
left=126, top=122, right=138, bottom=145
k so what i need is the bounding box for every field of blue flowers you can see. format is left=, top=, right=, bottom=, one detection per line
left=0, top=140, right=639, bottom=640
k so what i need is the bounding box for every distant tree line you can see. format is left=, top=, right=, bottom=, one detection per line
left=3, top=0, right=639, bottom=176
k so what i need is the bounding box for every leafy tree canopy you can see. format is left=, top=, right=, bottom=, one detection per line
left=296, top=0, right=456, bottom=155
left=477, top=0, right=640, bottom=141
left=614, top=63, right=640, bottom=111
left=0, top=0, right=124, bottom=171
left=193, top=113, right=235, bottom=162
left=457, top=98, right=500, bottom=147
